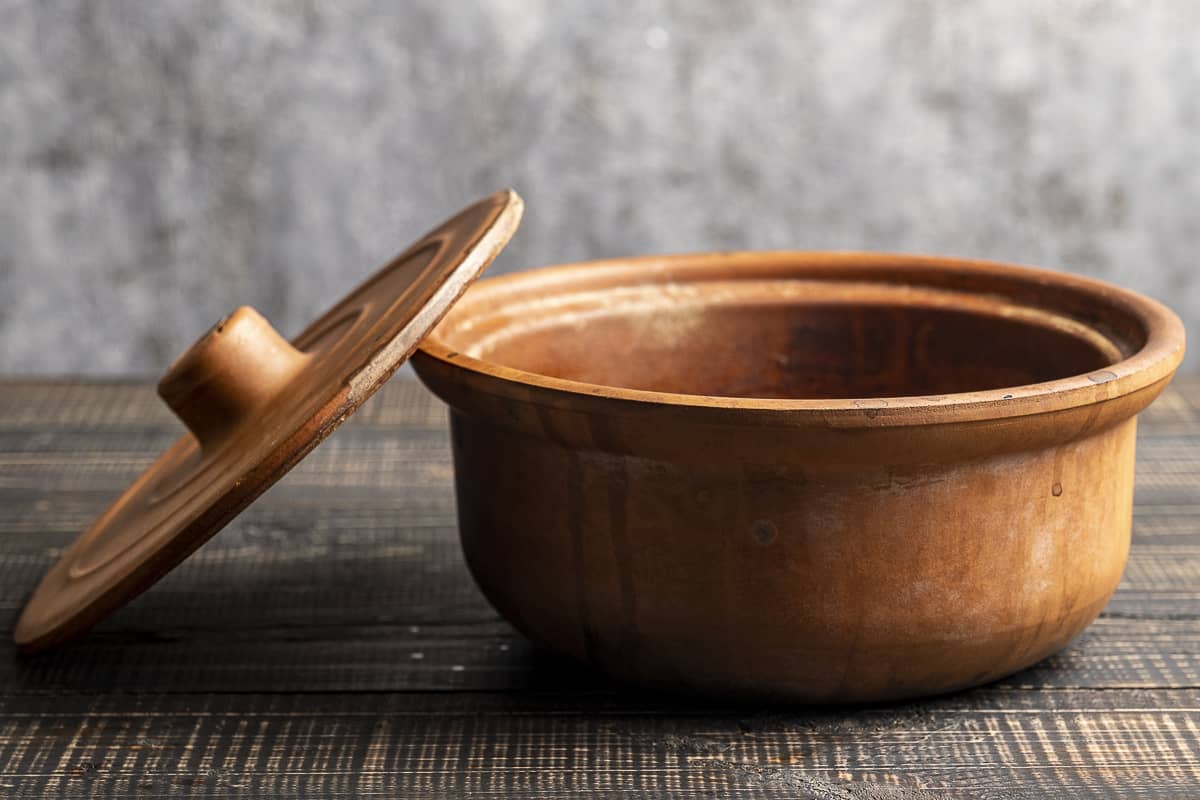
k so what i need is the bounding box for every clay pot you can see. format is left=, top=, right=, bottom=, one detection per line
left=411, top=252, right=1184, bottom=703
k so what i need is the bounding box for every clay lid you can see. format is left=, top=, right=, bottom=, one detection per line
left=15, top=190, right=523, bottom=653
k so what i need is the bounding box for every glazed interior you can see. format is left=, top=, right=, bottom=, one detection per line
left=429, top=258, right=1154, bottom=401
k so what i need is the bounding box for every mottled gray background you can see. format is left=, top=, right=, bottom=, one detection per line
left=1, top=0, right=1196, bottom=375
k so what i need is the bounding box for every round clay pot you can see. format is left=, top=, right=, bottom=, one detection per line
left=411, top=252, right=1185, bottom=703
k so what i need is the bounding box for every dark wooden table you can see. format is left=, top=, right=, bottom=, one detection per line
left=2, top=378, right=1199, bottom=798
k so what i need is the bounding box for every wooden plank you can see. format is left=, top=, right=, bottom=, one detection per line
left=2, top=600, right=1198, bottom=695
left=0, top=379, right=449, bottom=431
left=1, top=689, right=1199, bottom=798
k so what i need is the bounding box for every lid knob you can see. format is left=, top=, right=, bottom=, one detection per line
left=157, top=306, right=309, bottom=450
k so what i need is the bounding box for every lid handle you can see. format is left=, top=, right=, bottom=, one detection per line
left=157, top=306, right=309, bottom=451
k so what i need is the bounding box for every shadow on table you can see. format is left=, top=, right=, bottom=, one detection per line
left=5, top=608, right=1050, bottom=725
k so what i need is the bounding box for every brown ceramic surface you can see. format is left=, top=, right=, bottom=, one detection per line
left=412, top=252, right=1185, bottom=703
left=15, top=190, right=523, bottom=653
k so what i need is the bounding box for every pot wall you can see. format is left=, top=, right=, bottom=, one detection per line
left=445, top=404, right=1135, bottom=703
left=412, top=251, right=1184, bottom=702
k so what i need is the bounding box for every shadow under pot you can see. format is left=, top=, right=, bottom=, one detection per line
left=411, top=252, right=1184, bottom=703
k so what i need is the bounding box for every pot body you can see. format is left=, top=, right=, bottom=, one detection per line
left=436, top=390, right=1139, bottom=703
left=412, top=252, right=1183, bottom=702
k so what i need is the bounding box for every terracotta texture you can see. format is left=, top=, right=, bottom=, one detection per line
left=412, top=252, right=1185, bottom=703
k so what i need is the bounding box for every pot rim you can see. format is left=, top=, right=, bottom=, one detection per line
left=416, top=251, right=1185, bottom=428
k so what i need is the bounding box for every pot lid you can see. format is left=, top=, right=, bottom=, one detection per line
left=15, top=190, right=523, bottom=653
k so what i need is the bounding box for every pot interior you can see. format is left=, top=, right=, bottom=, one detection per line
left=435, top=270, right=1135, bottom=400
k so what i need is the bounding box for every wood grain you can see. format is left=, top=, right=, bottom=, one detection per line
left=2, top=378, right=1200, bottom=797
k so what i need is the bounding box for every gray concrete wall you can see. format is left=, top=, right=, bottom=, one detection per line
left=1, top=0, right=1196, bottom=375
